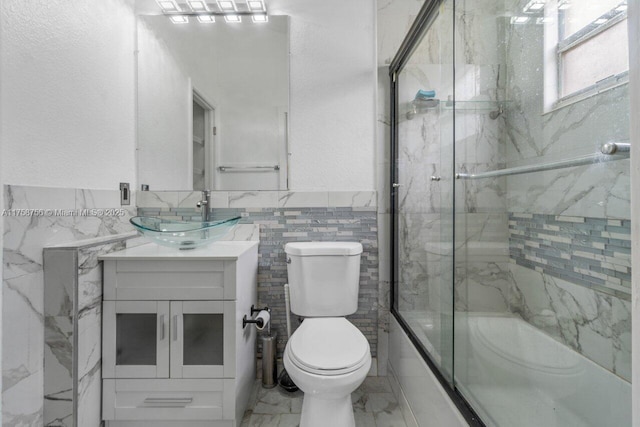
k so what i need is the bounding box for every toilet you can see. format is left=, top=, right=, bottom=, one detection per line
left=283, top=242, right=371, bottom=427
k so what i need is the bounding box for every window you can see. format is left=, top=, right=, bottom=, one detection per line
left=542, top=0, right=629, bottom=110
left=557, top=0, right=629, bottom=102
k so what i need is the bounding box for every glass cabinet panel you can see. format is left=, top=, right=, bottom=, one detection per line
left=171, top=301, right=234, bottom=378
left=104, top=300, right=232, bottom=380
left=183, top=314, right=224, bottom=366
left=103, top=301, right=170, bottom=379
left=116, top=314, right=157, bottom=366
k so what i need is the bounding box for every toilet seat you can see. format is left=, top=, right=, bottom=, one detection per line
left=288, top=318, right=370, bottom=376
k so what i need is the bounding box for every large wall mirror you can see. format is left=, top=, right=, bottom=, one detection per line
left=136, top=2, right=289, bottom=191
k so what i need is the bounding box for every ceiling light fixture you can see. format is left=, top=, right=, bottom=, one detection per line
left=523, top=0, right=545, bottom=13
left=188, top=1, right=210, bottom=11
left=159, top=0, right=269, bottom=24
left=157, top=0, right=182, bottom=12
left=247, top=0, right=266, bottom=12
left=558, top=0, right=571, bottom=10
left=217, top=0, right=237, bottom=11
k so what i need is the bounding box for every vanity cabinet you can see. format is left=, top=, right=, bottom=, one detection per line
left=100, top=242, right=258, bottom=427
left=103, top=301, right=235, bottom=379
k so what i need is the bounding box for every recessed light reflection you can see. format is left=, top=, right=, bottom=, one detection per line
left=511, top=16, right=530, bottom=24
left=170, top=15, right=189, bottom=24
left=224, top=14, right=242, bottom=22
left=197, top=15, right=216, bottom=23
left=252, top=14, right=268, bottom=23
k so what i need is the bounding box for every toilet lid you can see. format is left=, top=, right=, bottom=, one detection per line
left=289, top=318, right=370, bottom=375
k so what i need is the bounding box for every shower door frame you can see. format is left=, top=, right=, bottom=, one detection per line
left=388, top=1, right=484, bottom=425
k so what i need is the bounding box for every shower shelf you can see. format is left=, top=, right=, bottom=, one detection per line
left=442, top=100, right=512, bottom=111
left=406, top=99, right=511, bottom=120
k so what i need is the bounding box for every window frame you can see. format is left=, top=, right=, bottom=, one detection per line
left=546, top=2, right=629, bottom=112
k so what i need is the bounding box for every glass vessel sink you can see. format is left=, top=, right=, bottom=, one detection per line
left=130, top=216, right=241, bottom=249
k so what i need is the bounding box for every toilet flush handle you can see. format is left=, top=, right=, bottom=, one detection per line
left=286, top=257, right=292, bottom=264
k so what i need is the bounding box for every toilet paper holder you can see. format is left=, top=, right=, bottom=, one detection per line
left=242, top=305, right=270, bottom=329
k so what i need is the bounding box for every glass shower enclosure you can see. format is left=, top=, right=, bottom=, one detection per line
left=390, top=0, right=632, bottom=425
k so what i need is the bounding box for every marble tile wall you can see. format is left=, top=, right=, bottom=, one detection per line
left=394, top=2, right=450, bottom=323
left=507, top=263, right=631, bottom=381
left=137, top=190, right=380, bottom=367
left=503, top=0, right=630, bottom=221
left=452, top=0, right=512, bottom=319
left=43, top=234, right=137, bottom=427
left=501, top=0, right=632, bottom=382
left=394, top=0, right=511, bottom=340
left=390, top=0, right=633, bottom=389
left=2, top=184, right=135, bottom=426
left=376, top=0, right=426, bottom=377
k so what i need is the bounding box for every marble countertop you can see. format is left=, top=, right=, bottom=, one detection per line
left=99, top=240, right=259, bottom=261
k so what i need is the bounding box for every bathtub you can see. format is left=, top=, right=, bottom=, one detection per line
left=456, top=314, right=631, bottom=427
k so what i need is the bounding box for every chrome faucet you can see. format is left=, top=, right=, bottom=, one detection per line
left=196, top=190, right=212, bottom=222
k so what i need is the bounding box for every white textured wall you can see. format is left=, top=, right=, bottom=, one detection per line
left=1, top=0, right=376, bottom=193
left=0, top=0, right=3, bottom=419
left=629, top=1, right=640, bottom=425
left=270, top=0, right=377, bottom=190
left=0, top=0, right=137, bottom=190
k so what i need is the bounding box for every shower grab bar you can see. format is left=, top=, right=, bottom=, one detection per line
left=218, top=165, right=280, bottom=172
left=455, top=142, right=630, bottom=180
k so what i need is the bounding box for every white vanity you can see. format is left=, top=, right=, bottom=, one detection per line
left=100, top=241, right=258, bottom=427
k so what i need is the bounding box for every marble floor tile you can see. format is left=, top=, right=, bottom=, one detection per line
left=241, top=377, right=408, bottom=427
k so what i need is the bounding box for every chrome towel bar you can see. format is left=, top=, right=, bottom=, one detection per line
left=455, top=142, right=630, bottom=180
left=218, top=165, right=280, bottom=172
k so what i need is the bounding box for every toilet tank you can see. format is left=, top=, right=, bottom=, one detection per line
left=284, top=242, right=363, bottom=317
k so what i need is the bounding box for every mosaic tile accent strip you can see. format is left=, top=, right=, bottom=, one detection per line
left=509, top=213, right=631, bottom=300
left=138, top=206, right=380, bottom=358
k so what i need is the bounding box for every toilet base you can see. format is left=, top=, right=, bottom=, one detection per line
left=300, top=394, right=355, bottom=427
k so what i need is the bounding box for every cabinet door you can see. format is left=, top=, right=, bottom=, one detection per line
left=170, top=301, right=235, bottom=378
left=103, top=301, right=170, bottom=379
